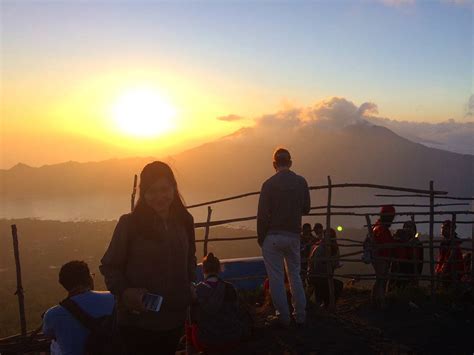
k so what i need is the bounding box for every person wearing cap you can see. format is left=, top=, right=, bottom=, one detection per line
left=257, top=148, right=311, bottom=328
left=100, top=161, right=196, bottom=354
left=371, top=205, right=396, bottom=309
left=435, top=220, right=465, bottom=286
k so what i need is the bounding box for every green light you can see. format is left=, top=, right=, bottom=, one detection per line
left=337, top=225, right=343, bottom=232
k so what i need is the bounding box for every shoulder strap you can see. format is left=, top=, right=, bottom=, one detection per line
left=60, top=298, right=98, bottom=332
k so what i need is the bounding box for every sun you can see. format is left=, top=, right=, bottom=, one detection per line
left=110, top=88, right=177, bottom=137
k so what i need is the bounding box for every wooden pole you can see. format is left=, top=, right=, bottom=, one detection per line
left=429, top=181, right=435, bottom=300
left=11, top=224, right=27, bottom=337
left=130, top=174, right=138, bottom=212
left=448, top=213, right=457, bottom=284
left=203, top=206, right=213, bottom=256
left=472, top=200, right=474, bottom=285
left=325, top=176, right=336, bottom=311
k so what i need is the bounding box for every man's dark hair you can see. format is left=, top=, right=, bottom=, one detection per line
left=273, top=148, right=291, bottom=168
left=59, top=260, right=92, bottom=291
left=202, top=253, right=220, bottom=275
left=313, top=223, right=323, bottom=232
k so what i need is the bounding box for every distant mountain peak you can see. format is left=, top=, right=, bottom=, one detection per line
left=9, top=162, right=33, bottom=171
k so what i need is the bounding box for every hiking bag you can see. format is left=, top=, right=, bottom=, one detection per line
left=60, top=298, right=124, bottom=355
left=362, top=235, right=373, bottom=264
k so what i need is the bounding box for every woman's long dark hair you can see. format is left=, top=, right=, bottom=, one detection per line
left=131, top=161, right=191, bottom=237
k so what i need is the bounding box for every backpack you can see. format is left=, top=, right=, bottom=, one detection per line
left=237, top=293, right=255, bottom=341
left=59, top=298, right=124, bottom=355
left=362, top=235, right=373, bottom=264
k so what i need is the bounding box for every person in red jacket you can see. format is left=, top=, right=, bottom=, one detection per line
left=371, top=205, right=396, bottom=308
left=390, top=221, right=422, bottom=290
left=436, top=220, right=465, bottom=287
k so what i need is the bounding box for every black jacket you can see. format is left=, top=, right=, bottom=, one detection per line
left=257, top=169, right=311, bottom=245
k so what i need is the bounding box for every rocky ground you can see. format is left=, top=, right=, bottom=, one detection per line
left=235, top=286, right=474, bottom=355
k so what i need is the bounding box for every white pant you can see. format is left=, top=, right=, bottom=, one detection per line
left=262, top=233, right=306, bottom=324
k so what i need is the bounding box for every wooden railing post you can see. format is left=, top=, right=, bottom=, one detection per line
left=131, top=174, right=138, bottom=212
left=449, top=213, right=457, bottom=285
left=429, top=181, right=435, bottom=300
left=11, top=225, right=27, bottom=337
left=325, top=176, right=336, bottom=311
left=203, top=206, right=213, bottom=256
left=472, top=201, right=474, bottom=285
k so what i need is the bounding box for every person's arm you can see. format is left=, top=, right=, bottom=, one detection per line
left=302, top=178, right=311, bottom=215
left=99, top=215, right=130, bottom=297
left=185, top=212, right=197, bottom=282
left=42, top=309, right=55, bottom=338
left=257, top=181, right=271, bottom=247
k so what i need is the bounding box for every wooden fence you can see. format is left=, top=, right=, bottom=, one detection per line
left=1, top=177, right=473, bottom=353
left=187, top=178, right=473, bottom=312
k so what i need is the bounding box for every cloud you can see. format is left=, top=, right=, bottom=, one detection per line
left=217, top=114, right=244, bottom=122
left=365, top=116, right=474, bottom=155
left=380, top=0, right=416, bottom=7
left=442, top=0, right=472, bottom=6
left=380, top=0, right=471, bottom=7
left=252, top=97, right=376, bottom=133
left=311, top=97, right=375, bottom=129
left=250, top=96, right=474, bottom=155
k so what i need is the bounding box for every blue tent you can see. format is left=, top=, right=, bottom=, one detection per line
left=196, top=256, right=267, bottom=291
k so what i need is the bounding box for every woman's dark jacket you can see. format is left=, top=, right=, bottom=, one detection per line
left=100, top=210, right=196, bottom=331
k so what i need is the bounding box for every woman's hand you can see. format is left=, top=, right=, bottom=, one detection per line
left=121, top=288, right=147, bottom=312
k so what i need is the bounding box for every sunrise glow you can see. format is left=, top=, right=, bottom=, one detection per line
left=110, top=88, right=177, bottom=137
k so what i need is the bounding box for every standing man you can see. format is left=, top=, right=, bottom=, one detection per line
left=257, top=148, right=311, bottom=328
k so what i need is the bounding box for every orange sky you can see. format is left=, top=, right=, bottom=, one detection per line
left=1, top=1, right=471, bottom=169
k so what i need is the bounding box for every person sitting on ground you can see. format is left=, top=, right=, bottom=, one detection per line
left=300, top=223, right=315, bottom=286
left=42, top=260, right=115, bottom=355
left=186, top=253, right=242, bottom=354
left=307, top=228, right=343, bottom=307
left=435, top=220, right=465, bottom=286
left=371, top=205, right=396, bottom=309
left=313, top=223, right=324, bottom=243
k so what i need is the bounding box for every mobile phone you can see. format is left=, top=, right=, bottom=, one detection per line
left=142, top=293, right=163, bottom=312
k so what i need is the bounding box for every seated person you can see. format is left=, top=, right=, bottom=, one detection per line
left=307, top=228, right=343, bottom=307
left=43, top=260, right=115, bottom=355
left=187, top=253, right=242, bottom=354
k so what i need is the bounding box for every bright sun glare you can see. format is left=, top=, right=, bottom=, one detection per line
left=111, top=88, right=176, bottom=137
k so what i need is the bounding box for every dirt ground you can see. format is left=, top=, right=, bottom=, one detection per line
left=236, top=286, right=474, bottom=355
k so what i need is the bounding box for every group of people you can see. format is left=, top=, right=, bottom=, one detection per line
left=44, top=161, right=244, bottom=355
left=41, top=149, right=472, bottom=354
left=369, top=205, right=471, bottom=308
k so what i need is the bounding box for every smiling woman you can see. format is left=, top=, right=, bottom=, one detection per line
left=110, top=88, right=177, bottom=137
